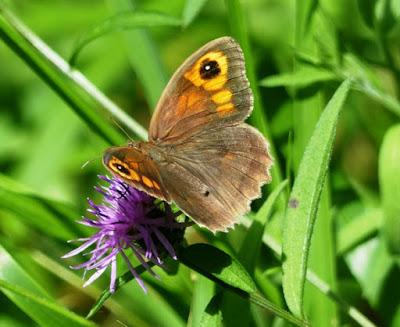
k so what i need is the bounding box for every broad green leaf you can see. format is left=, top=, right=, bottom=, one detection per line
left=179, top=244, right=307, bottom=327
left=182, top=0, right=209, bottom=27
left=282, top=80, right=351, bottom=317
left=0, top=4, right=146, bottom=142
left=241, top=215, right=378, bottom=327
left=180, top=244, right=257, bottom=294
left=200, top=293, right=223, bottom=327
left=0, top=245, right=94, bottom=327
left=379, top=125, right=400, bottom=254
left=70, top=11, right=182, bottom=66
left=260, top=68, right=337, bottom=88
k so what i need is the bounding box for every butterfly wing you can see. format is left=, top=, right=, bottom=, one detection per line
left=103, top=145, right=170, bottom=201
left=159, top=124, right=273, bottom=232
left=149, top=36, right=252, bottom=143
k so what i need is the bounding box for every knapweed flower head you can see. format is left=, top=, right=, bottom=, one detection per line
left=63, top=175, right=186, bottom=293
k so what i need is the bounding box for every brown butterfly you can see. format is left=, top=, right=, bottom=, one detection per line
left=103, top=36, right=273, bottom=232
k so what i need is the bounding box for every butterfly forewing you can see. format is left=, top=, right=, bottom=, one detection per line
left=149, top=37, right=253, bottom=143
left=103, top=146, right=170, bottom=201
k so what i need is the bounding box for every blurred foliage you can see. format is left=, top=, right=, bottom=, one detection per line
left=0, top=0, right=400, bottom=326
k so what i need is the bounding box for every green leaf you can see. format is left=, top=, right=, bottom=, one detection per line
left=224, top=0, right=284, bottom=194
left=379, top=125, right=400, bottom=255
left=0, top=244, right=95, bottom=327
left=239, top=180, right=289, bottom=273
left=200, top=292, right=223, bottom=327
left=86, top=265, right=151, bottom=319
left=70, top=11, right=182, bottom=66
left=356, top=0, right=378, bottom=28
left=180, top=244, right=256, bottom=294
left=179, top=244, right=307, bottom=327
left=107, top=0, right=171, bottom=110
left=337, top=207, right=383, bottom=255
left=0, top=173, right=80, bottom=240
left=0, top=4, right=146, bottom=142
left=182, top=0, right=209, bottom=27
left=282, top=80, right=351, bottom=317
left=191, top=276, right=215, bottom=327
left=260, top=68, right=337, bottom=88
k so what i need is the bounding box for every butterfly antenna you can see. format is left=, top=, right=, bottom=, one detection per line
left=110, top=116, right=135, bottom=143
left=81, top=156, right=102, bottom=169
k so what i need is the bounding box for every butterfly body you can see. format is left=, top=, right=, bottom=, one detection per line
left=103, top=37, right=273, bottom=232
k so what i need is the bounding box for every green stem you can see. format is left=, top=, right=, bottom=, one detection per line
left=0, top=4, right=147, bottom=144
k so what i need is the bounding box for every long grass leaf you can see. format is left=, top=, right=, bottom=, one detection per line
left=0, top=245, right=94, bottom=327
left=238, top=180, right=288, bottom=272
left=0, top=4, right=146, bottom=143
left=241, top=215, right=378, bottom=327
left=107, top=0, right=169, bottom=110
left=282, top=80, right=351, bottom=317
left=0, top=174, right=80, bottom=240
left=70, top=11, right=181, bottom=66
left=260, top=68, right=337, bottom=88
left=182, top=0, right=209, bottom=27
left=379, top=125, right=400, bottom=254
left=199, top=292, right=223, bottom=327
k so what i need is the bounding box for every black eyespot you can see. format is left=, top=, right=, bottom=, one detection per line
left=204, top=190, right=210, bottom=197
left=114, top=163, right=130, bottom=176
left=199, top=60, right=220, bottom=79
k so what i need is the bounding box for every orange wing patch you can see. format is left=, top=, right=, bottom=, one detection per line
left=184, top=51, right=228, bottom=91
left=142, top=175, right=154, bottom=188
left=217, top=103, right=234, bottom=115
left=212, top=89, right=232, bottom=104
left=108, top=157, right=141, bottom=182
left=183, top=51, right=235, bottom=117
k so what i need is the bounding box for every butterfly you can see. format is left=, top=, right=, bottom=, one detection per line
left=103, top=36, right=273, bottom=232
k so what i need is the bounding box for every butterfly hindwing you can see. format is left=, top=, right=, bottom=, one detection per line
left=159, top=124, right=272, bottom=232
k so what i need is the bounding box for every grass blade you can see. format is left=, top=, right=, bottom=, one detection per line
left=260, top=68, right=337, bottom=88
left=0, top=4, right=146, bottom=143
left=282, top=80, right=351, bottom=317
left=0, top=244, right=94, bottom=327
left=241, top=215, right=378, bottom=327
left=190, top=276, right=215, bottom=327
left=199, top=292, right=223, bottom=327
left=107, top=0, right=170, bottom=110
left=0, top=174, right=80, bottom=240
left=182, top=0, right=209, bottom=27
left=70, top=11, right=181, bottom=66
left=239, top=180, right=288, bottom=273
left=379, top=125, right=400, bottom=254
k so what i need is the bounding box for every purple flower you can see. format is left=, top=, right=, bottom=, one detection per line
left=63, top=175, right=185, bottom=293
